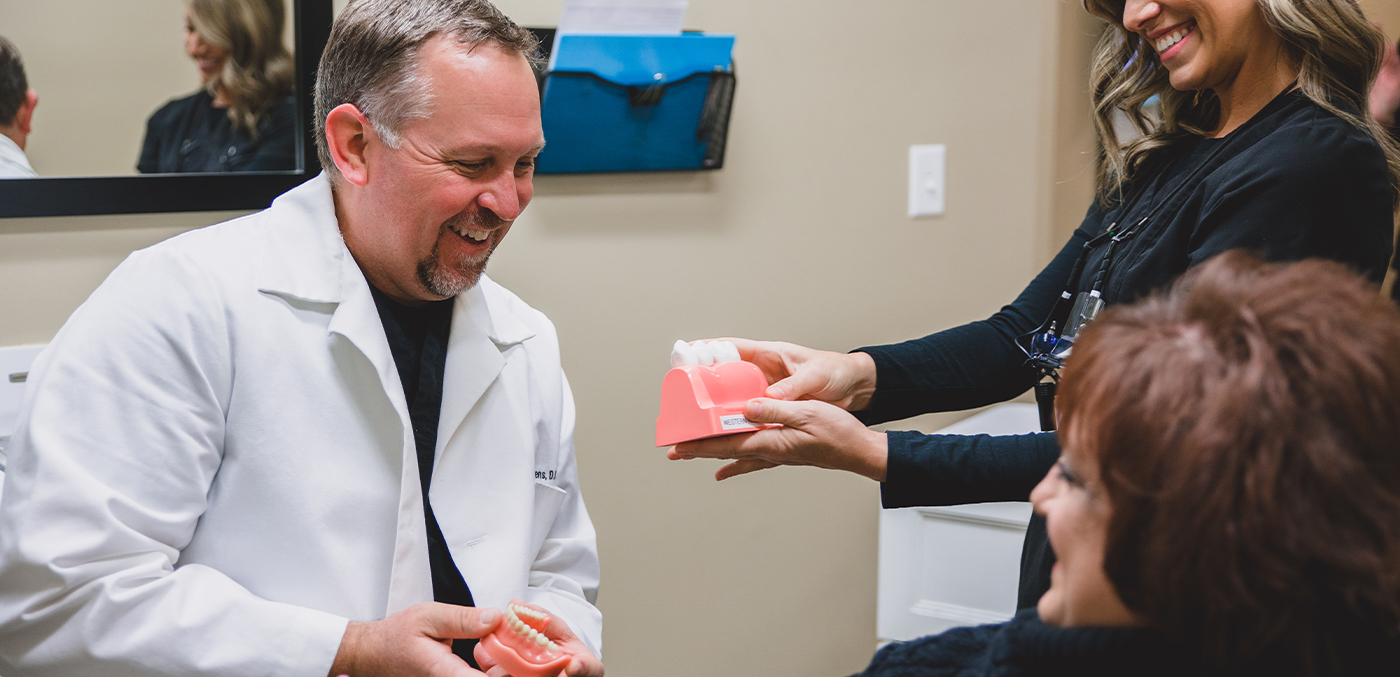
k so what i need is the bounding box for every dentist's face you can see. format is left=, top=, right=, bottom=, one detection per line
left=351, top=38, right=544, bottom=305
left=1121, top=0, right=1277, bottom=93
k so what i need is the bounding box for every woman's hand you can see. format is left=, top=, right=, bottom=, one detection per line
left=668, top=398, right=889, bottom=481
left=720, top=339, right=878, bottom=410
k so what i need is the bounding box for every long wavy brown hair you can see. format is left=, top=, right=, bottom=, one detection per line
left=1058, top=252, right=1400, bottom=673
left=188, top=0, right=295, bottom=139
left=1081, top=0, right=1400, bottom=205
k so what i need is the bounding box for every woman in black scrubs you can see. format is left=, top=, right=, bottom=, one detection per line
left=137, top=0, right=296, bottom=173
left=670, top=0, right=1400, bottom=610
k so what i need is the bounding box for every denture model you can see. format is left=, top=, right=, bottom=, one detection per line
left=480, top=603, right=571, bottom=677
left=655, top=340, right=781, bottom=447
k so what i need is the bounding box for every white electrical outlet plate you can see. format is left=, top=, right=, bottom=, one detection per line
left=908, top=144, right=946, bottom=217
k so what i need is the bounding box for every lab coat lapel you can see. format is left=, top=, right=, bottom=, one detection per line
left=255, top=174, right=433, bottom=615
left=254, top=174, right=344, bottom=305
left=431, top=282, right=540, bottom=605
left=256, top=174, right=412, bottom=430
left=324, top=260, right=403, bottom=421
left=437, top=285, right=507, bottom=453
left=256, top=173, right=411, bottom=433
left=324, top=248, right=434, bottom=616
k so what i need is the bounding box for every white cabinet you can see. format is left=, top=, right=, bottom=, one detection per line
left=877, top=404, right=1041, bottom=641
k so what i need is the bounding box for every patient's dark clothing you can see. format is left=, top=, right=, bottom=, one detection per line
left=851, top=609, right=1400, bottom=676
left=138, top=90, right=296, bottom=173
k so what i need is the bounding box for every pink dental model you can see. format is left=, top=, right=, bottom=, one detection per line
left=480, top=602, right=571, bottom=677
left=655, top=340, right=781, bottom=447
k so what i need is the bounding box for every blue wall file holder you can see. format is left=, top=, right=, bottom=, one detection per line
left=530, top=31, right=737, bottom=174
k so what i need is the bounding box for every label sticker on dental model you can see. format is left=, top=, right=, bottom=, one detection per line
left=720, top=415, right=760, bottom=431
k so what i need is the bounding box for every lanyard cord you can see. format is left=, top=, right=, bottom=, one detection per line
left=1024, top=84, right=1297, bottom=388
left=1035, top=136, right=1235, bottom=346
left=1086, top=137, right=1234, bottom=295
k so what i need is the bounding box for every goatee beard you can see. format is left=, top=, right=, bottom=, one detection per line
left=416, top=246, right=491, bottom=297
left=415, top=210, right=507, bottom=297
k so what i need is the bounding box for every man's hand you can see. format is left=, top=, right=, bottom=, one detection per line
left=329, top=602, right=501, bottom=677
left=473, top=601, right=604, bottom=677
left=668, top=398, right=889, bottom=481
left=719, top=339, right=877, bottom=410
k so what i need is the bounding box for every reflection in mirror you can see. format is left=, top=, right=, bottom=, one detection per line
left=2, top=0, right=298, bottom=178
left=138, top=0, right=297, bottom=174
left=0, top=35, right=37, bottom=178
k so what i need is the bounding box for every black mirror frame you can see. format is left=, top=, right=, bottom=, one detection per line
left=0, top=0, right=333, bottom=219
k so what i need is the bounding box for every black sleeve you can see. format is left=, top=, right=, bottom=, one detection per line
left=242, top=98, right=298, bottom=172
left=1188, top=114, right=1394, bottom=281
left=852, top=221, right=1092, bottom=426
left=880, top=431, right=1059, bottom=507
left=847, top=222, right=1093, bottom=508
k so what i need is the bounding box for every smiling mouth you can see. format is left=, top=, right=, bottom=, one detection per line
left=1153, top=21, right=1195, bottom=54
left=447, top=221, right=491, bottom=244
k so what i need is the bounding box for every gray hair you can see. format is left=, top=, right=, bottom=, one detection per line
left=312, top=0, right=539, bottom=180
left=0, top=35, right=28, bottom=128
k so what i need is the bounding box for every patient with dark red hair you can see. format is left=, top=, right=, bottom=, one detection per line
left=855, top=251, right=1400, bottom=676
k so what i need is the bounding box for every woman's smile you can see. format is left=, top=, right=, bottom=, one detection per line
left=1153, top=20, right=1195, bottom=60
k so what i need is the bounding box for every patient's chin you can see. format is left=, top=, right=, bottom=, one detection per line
left=1036, top=586, right=1064, bottom=626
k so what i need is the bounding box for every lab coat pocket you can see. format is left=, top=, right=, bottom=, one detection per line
left=529, top=480, right=568, bottom=557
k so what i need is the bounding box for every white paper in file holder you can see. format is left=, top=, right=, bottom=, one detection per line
left=550, top=0, right=688, bottom=70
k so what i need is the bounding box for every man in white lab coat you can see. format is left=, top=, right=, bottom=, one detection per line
left=0, top=1, right=603, bottom=676
left=0, top=35, right=39, bottom=178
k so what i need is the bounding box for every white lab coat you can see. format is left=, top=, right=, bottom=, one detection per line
left=0, top=135, right=36, bottom=178
left=0, top=175, right=601, bottom=676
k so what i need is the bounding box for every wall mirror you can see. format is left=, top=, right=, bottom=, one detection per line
left=0, top=0, right=331, bottom=218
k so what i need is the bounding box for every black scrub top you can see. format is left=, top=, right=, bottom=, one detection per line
left=137, top=90, right=296, bottom=173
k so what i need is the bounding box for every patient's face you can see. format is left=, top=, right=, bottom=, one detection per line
left=1029, top=443, right=1139, bottom=627
left=350, top=38, right=544, bottom=305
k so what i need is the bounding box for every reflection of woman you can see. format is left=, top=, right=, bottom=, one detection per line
left=137, top=0, right=295, bottom=173
left=853, top=254, right=1400, bottom=676
left=671, top=0, right=1400, bottom=609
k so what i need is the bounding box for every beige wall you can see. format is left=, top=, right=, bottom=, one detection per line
left=0, top=1, right=1099, bottom=676
left=1049, top=3, right=1105, bottom=254
left=5, top=0, right=297, bottom=177
left=1364, top=0, right=1400, bottom=40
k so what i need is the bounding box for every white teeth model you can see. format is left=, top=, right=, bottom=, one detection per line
left=691, top=341, right=715, bottom=366
left=671, top=340, right=699, bottom=367
left=671, top=339, right=741, bottom=367
left=505, top=603, right=560, bottom=653
left=709, top=340, right=741, bottom=364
